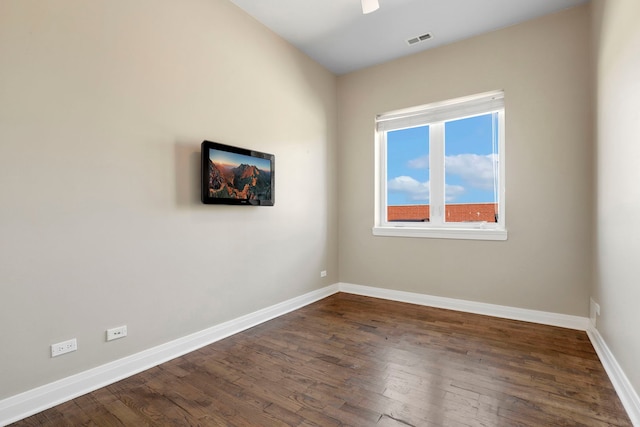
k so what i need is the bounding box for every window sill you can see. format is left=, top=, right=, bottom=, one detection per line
left=372, top=226, right=508, bottom=241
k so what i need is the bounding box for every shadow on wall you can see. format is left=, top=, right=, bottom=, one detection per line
left=174, top=142, right=201, bottom=208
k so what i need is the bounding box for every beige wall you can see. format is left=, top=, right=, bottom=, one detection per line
left=5, top=0, right=636, bottom=411
left=0, top=0, right=338, bottom=398
left=592, top=0, right=640, bottom=395
left=337, top=6, right=593, bottom=315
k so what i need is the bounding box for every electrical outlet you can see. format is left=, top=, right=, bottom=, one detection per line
left=51, top=338, right=77, bottom=357
left=320, top=270, right=327, bottom=278
left=107, top=325, right=127, bottom=341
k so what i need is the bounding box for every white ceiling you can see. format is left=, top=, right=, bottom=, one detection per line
left=229, top=0, right=589, bottom=75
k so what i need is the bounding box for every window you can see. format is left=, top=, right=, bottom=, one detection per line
left=374, top=91, right=506, bottom=240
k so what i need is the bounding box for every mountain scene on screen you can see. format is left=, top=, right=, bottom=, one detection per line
left=208, top=161, right=271, bottom=200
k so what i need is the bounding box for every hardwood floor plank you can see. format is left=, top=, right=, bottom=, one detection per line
left=10, top=293, right=632, bottom=426
left=72, top=391, right=138, bottom=427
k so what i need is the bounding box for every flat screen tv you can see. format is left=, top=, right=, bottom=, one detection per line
left=201, top=140, right=274, bottom=206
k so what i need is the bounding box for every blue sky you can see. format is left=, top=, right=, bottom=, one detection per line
left=209, top=149, right=271, bottom=172
left=387, top=113, right=498, bottom=205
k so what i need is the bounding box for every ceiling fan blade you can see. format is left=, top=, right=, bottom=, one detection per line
left=361, top=0, right=379, bottom=14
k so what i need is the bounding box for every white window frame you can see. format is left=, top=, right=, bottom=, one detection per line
left=373, top=90, right=507, bottom=241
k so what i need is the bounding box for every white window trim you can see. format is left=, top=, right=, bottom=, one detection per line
left=372, top=226, right=508, bottom=241
left=373, top=90, right=507, bottom=241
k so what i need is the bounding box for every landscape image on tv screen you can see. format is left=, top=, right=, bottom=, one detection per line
left=207, top=148, right=272, bottom=201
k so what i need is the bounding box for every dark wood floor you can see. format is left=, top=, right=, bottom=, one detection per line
left=12, top=293, right=631, bottom=426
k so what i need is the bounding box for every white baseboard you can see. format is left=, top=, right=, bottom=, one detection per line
left=338, top=282, right=590, bottom=330
left=338, top=282, right=638, bottom=425
left=587, top=327, right=640, bottom=426
left=0, top=284, right=340, bottom=427
left=4, top=283, right=637, bottom=427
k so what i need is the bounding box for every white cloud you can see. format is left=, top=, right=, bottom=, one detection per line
left=445, top=184, right=465, bottom=201
left=388, top=176, right=466, bottom=202
left=397, top=152, right=496, bottom=203
left=387, top=176, right=429, bottom=201
left=407, top=153, right=497, bottom=191
left=407, top=155, right=429, bottom=169
left=445, top=153, right=497, bottom=190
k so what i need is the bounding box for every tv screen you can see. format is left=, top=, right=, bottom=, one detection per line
left=201, top=140, right=274, bottom=206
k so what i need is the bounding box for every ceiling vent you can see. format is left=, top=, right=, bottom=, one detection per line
left=406, top=32, right=433, bottom=46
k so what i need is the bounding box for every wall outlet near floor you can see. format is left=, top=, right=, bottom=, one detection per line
left=51, top=338, right=77, bottom=357
left=106, top=325, right=127, bottom=341
left=320, top=270, right=327, bottom=278
left=589, top=298, right=600, bottom=328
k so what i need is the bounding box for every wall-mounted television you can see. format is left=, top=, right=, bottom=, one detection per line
left=201, top=140, right=274, bottom=206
